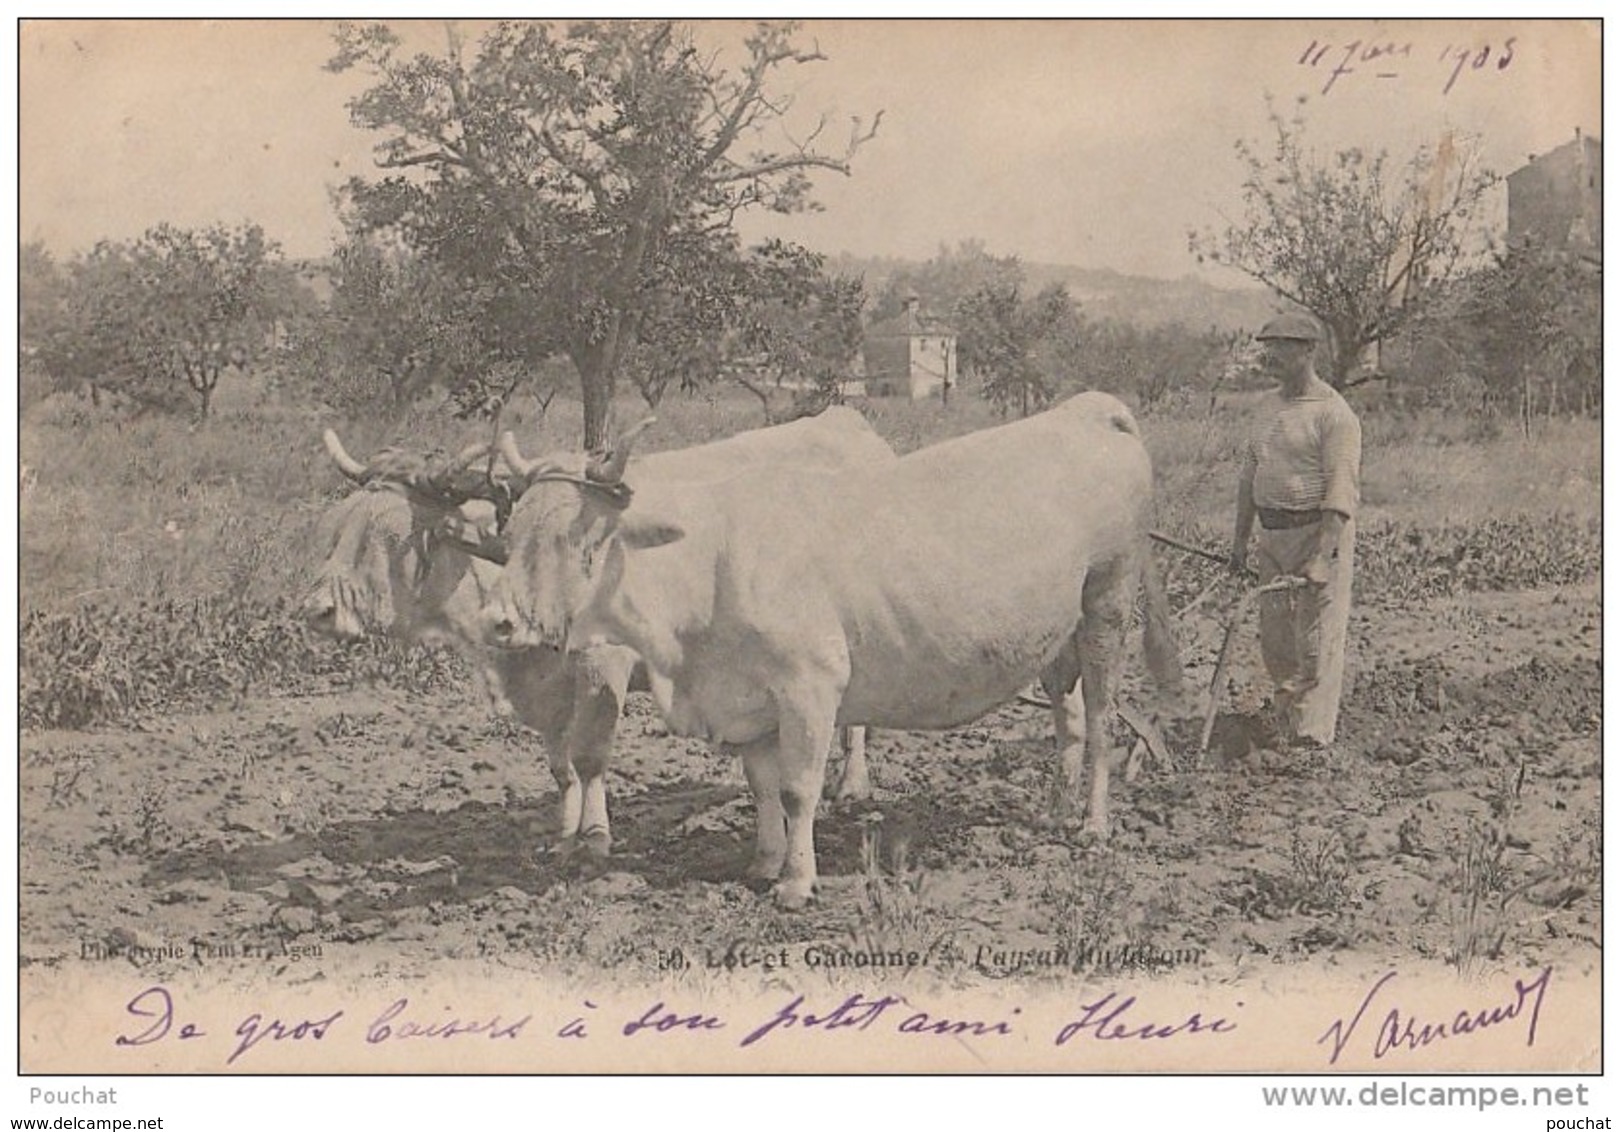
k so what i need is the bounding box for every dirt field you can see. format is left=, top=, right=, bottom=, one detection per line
left=19, top=573, right=1600, bottom=1005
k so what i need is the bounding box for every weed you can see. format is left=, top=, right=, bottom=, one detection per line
left=43, top=752, right=93, bottom=809
left=1441, top=816, right=1516, bottom=974
left=842, top=813, right=961, bottom=974
left=1042, top=848, right=1135, bottom=964
left=103, top=784, right=173, bottom=857
left=1224, top=824, right=1354, bottom=922
left=1286, top=828, right=1353, bottom=915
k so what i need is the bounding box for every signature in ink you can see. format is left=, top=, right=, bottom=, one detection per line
left=1318, top=966, right=1551, bottom=1066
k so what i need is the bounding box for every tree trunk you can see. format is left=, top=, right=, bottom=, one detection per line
left=573, top=336, right=619, bottom=451
left=580, top=367, right=613, bottom=452
left=1520, top=367, right=1532, bottom=441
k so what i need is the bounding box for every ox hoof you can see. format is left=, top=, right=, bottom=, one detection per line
left=771, top=878, right=818, bottom=911
left=579, top=829, right=613, bottom=861
left=1039, top=795, right=1085, bottom=831
left=829, top=772, right=872, bottom=803
left=548, top=834, right=613, bottom=870
left=549, top=836, right=583, bottom=861
left=745, top=854, right=786, bottom=883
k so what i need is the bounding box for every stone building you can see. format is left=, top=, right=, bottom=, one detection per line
left=1506, top=129, right=1602, bottom=261
left=861, top=294, right=958, bottom=401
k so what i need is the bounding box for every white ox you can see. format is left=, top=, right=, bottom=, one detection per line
left=483, top=391, right=1182, bottom=907
left=303, top=407, right=893, bottom=863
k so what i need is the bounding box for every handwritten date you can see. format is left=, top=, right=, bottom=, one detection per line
left=1300, top=35, right=1516, bottom=95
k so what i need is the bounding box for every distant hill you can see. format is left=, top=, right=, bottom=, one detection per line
left=1022, top=263, right=1279, bottom=334
left=826, top=254, right=1280, bottom=334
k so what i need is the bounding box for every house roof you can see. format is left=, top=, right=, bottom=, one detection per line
left=1507, top=132, right=1602, bottom=185
left=866, top=305, right=956, bottom=339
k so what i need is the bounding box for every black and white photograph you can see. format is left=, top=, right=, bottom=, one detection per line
left=12, top=16, right=1604, bottom=1101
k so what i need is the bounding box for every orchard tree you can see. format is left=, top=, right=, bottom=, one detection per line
left=1073, top=320, right=1234, bottom=409
left=1189, top=98, right=1496, bottom=387
left=1404, top=237, right=1602, bottom=426
left=19, top=241, right=63, bottom=351
left=872, top=240, right=1023, bottom=324
left=329, top=19, right=880, bottom=448
left=19, top=241, right=67, bottom=406
left=956, top=280, right=1077, bottom=418
left=131, top=223, right=286, bottom=420
left=37, top=224, right=284, bottom=419
left=616, top=238, right=864, bottom=420
left=732, top=241, right=866, bottom=420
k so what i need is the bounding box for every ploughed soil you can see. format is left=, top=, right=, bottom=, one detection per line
left=19, top=581, right=1600, bottom=996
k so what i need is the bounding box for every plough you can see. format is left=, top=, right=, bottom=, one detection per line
left=1018, top=532, right=1308, bottom=771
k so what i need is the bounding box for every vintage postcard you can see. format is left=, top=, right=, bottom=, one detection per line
left=15, top=17, right=1602, bottom=1087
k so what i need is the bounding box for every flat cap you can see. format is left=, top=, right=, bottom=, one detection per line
left=1255, top=312, right=1322, bottom=342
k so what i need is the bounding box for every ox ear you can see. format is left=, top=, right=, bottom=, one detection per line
left=618, top=512, right=685, bottom=551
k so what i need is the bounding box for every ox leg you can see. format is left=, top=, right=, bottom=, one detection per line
left=543, top=728, right=587, bottom=858
left=1040, top=636, right=1087, bottom=823
left=773, top=691, right=841, bottom=910
left=831, top=726, right=871, bottom=800
left=567, top=649, right=635, bottom=861
left=736, top=736, right=788, bottom=883
left=565, top=691, right=621, bottom=862
left=1077, top=565, right=1134, bottom=839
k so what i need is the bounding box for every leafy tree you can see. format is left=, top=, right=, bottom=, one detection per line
left=1189, top=98, right=1496, bottom=387
left=1070, top=320, right=1235, bottom=409
left=32, top=241, right=139, bottom=406
left=872, top=240, right=1023, bottom=324
left=729, top=241, right=866, bottom=419
left=19, top=241, right=66, bottom=406
left=19, top=241, right=63, bottom=350
left=36, top=224, right=286, bottom=419
left=1399, top=237, right=1601, bottom=426
left=956, top=281, right=1077, bottom=418
left=616, top=238, right=864, bottom=421
left=133, top=223, right=287, bottom=420
left=329, top=19, right=879, bottom=448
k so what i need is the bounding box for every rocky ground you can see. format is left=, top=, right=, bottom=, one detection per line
left=21, top=579, right=1600, bottom=1018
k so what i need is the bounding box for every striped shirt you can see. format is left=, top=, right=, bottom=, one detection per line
left=1243, top=384, right=1362, bottom=517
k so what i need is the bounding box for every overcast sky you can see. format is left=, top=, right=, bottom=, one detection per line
left=14, top=18, right=1602, bottom=282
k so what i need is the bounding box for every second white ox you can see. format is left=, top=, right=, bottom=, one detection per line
left=483, top=391, right=1182, bottom=907
left=304, top=406, right=892, bottom=864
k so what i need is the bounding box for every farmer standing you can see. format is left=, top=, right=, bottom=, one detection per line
left=1228, top=312, right=1362, bottom=750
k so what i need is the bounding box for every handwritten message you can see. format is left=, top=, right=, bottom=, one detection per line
left=102, top=966, right=1557, bottom=1070
left=1298, top=34, right=1517, bottom=95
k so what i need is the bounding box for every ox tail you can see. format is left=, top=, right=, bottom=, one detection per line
left=1107, top=404, right=1142, bottom=438
left=1064, top=390, right=1141, bottom=438
left=1140, top=547, right=1184, bottom=696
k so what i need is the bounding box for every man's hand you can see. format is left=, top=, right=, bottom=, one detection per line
left=1227, top=548, right=1249, bottom=577
left=1301, top=553, right=1332, bottom=587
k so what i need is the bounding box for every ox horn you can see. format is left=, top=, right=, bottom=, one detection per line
left=323, top=429, right=371, bottom=482
left=586, top=417, right=656, bottom=484
left=498, top=431, right=539, bottom=479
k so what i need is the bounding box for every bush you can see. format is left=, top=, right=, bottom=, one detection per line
left=1356, top=514, right=1601, bottom=604
left=18, top=598, right=469, bottom=731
